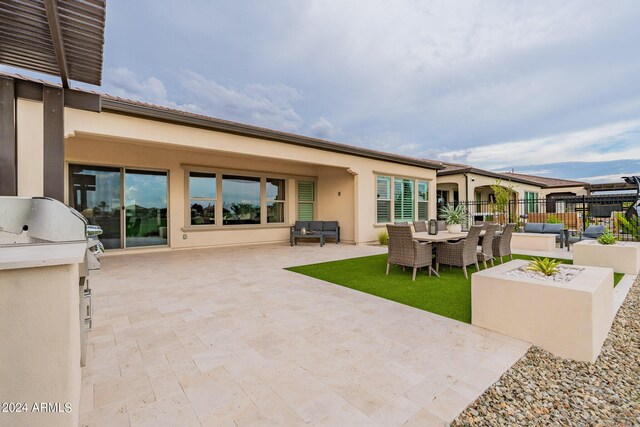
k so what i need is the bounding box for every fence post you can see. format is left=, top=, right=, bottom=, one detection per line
left=582, top=195, right=587, bottom=231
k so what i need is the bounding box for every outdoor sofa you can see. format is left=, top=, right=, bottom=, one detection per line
left=290, top=221, right=340, bottom=246
left=566, top=224, right=606, bottom=250
left=524, top=222, right=566, bottom=248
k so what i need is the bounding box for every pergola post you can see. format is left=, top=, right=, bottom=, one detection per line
left=43, top=86, right=64, bottom=201
left=0, top=77, right=17, bottom=196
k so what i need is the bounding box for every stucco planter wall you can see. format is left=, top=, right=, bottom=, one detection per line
left=573, top=240, right=640, bottom=274
left=472, top=260, right=614, bottom=363
left=511, top=232, right=555, bottom=252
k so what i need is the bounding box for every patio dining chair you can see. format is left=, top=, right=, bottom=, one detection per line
left=413, top=220, right=428, bottom=232
left=492, top=223, right=516, bottom=263
left=386, top=224, right=433, bottom=281
left=477, top=223, right=499, bottom=269
left=435, top=225, right=483, bottom=279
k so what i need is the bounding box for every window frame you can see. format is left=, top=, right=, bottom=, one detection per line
left=183, top=166, right=292, bottom=229
left=524, top=191, right=539, bottom=214
left=266, top=177, right=287, bottom=224
left=296, top=180, right=316, bottom=221
left=394, top=178, right=415, bottom=222
left=376, top=176, right=392, bottom=223
left=375, top=174, right=431, bottom=224
left=417, top=180, right=429, bottom=221
left=221, top=174, right=262, bottom=226
left=188, top=171, right=217, bottom=226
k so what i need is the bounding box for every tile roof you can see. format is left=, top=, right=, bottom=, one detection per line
left=501, top=172, right=588, bottom=188
left=437, top=162, right=588, bottom=188
left=0, top=71, right=443, bottom=170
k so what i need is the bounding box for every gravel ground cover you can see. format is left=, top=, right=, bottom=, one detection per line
left=453, top=277, right=640, bottom=426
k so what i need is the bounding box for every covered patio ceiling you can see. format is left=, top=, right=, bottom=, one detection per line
left=0, top=0, right=106, bottom=88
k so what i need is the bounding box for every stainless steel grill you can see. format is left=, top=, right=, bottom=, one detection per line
left=0, top=196, right=102, bottom=366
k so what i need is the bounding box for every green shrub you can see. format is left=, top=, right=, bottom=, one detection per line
left=546, top=215, right=561, bottom=224
left=597, top=231, right=617, bottom=245
left=526, top=257, right=562, bottom=276
left=378, top=231, right=389, bottom=246
left=616, top=214, right=640, bottom=240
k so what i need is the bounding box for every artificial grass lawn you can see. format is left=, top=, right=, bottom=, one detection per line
left=287, top=254, right=625, bottom=324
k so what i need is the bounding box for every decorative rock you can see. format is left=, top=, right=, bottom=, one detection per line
left=453, top=276, right=640, bottom=426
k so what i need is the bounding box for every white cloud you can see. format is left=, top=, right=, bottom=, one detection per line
left=103, top=68, right=305, bottom=132
left=309, top=117, right=341, bottom=139
left=179, top=72, right=304, bottom=132
left=104, top=67, right=198, bottom=112
left=576, top=171, right=640, bottom=184
left=99, top=1, right=640, bottom=179
left=433, top=119, right=640, bottom=170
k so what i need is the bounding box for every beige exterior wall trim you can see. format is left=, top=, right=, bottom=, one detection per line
left=181, top=224, right=291, bottom=232
left=180, top=163, right=319, bottom=181
left=100, top=98, right=442, bottom=170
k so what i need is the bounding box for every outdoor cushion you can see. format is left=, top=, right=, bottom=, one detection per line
left=294, top=221, right=309, bottom=231
left=310, top=221, right=324, bottom=231
left=323, top=221, right=339, bottom=232
left=584, top=225, right=606, bottom=239
left=524, top=223, right=544, bottom=233
left=542, top=223, right=564, bottom=234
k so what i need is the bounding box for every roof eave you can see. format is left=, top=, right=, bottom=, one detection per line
left=100, top=97, right=443, bottom=170
left=438, top=168, right=549, bottom=187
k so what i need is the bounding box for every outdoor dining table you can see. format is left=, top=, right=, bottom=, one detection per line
left=412, top=229, right=499, bottom=277
left=413, top=230, right=475, bottom=242
left=413, top=229, right=498, bottom=243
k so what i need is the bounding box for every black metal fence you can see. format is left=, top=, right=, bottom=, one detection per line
left=450, top=194, right=639, bottom=241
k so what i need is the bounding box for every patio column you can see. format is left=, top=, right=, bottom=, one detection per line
left=0, top=77, right=16, bottom=196
left=43, top=86, right=65, bottom=202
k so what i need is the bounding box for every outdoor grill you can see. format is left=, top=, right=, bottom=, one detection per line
left=0, top=196, right=103, bottom=366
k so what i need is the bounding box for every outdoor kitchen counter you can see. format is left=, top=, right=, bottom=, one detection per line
left=0, top=243, right=86, bottom=427
left=0, top=242, right=86, bottom=271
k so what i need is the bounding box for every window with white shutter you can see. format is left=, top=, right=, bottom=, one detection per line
left=297, top=181, right=315, bottom=221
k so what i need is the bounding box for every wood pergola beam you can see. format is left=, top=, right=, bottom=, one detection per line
left=43, top=0, right=69, bottom=89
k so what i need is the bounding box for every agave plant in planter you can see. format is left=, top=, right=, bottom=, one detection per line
left=438, top=204, right=468, bottom=233
left=526, top=257, right=562, bottom=276
left=596, top=231, right=617, bottom=245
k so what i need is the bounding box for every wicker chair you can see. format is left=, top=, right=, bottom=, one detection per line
left=413, top=220, right=428, bottom=232
left=477, top=224, right=499, bottom=269
left=386, top=224, right=433, bottom=281
left=492, top=223, right=516, bottom=263
left=435, top=225, right=483, bottom=279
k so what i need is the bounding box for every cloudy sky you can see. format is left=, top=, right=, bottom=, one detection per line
left=4, top=1, right=640, bottom=183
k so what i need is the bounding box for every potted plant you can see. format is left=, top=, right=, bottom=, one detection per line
left=438, top=203, right=468, bottom=233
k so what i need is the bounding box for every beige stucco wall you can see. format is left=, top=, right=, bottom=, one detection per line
left=16, top=99, right=44, bottom=197
left=437, top=172, right=544, bottom=203
left=60, top=108, right=437, bottom=248
left=540, top=186, right=589, bottom=197
left=437, top=173, right=588, bottom=202
left=0, top=264, right=81, bottom=427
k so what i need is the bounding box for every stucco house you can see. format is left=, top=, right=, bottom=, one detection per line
left=436, top=161, right=588, bottom=208
left=1, top=73, right=443, bottom=252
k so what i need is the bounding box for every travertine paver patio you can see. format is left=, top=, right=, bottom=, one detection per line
left=80, top=243, right=530, bottom=426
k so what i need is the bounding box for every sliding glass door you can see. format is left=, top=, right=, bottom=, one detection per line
left=69, top=165, right=122, bottom=249
left=69, top=165, right=168, bottom=249
left=125, top=169, right=168, bottom=248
